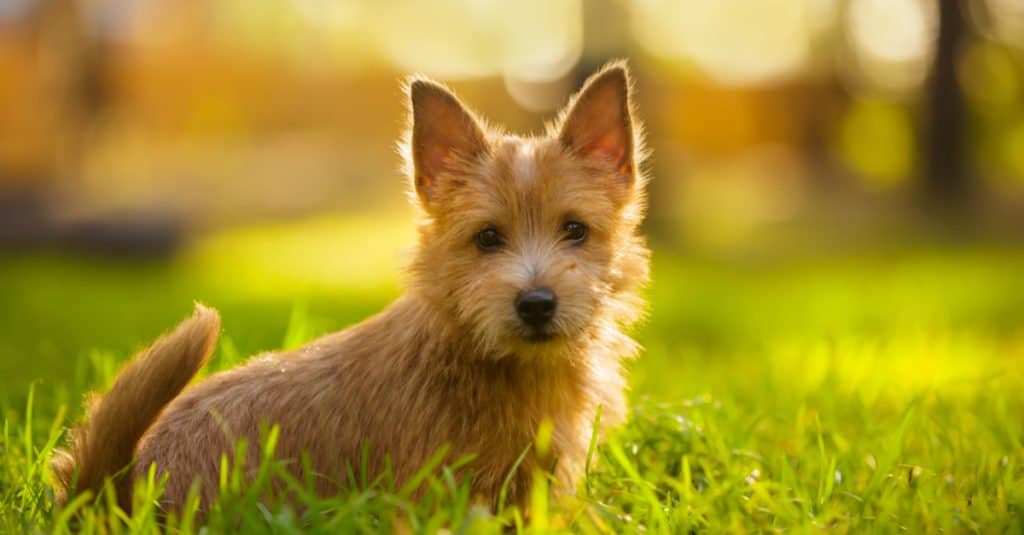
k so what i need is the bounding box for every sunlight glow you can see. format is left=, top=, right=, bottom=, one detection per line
left=844, top=0, right=937, bottom=92
left=380, top=0, right=582, bottom=80
left=184, top=213, right=415, bottom=298
left=630, top=0, right=813, bottom=85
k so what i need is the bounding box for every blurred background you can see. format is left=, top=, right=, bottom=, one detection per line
left=3, top=0, right=1024, bottom=249
left=1, top=0, right=1023, bottom=404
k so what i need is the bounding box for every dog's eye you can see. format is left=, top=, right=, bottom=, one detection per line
left=474, top=227, right=504, bottom=252
left=563, top=221, right=588, bottom=244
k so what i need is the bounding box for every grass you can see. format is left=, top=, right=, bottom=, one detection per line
left=1, top=213, right=1022, bottom=532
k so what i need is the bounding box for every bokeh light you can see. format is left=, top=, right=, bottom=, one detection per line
left=836, top=98, right=915, bottom=189
left=630, top=0, right=814, bottom=86
left=842, top=0, right=937, bottom=93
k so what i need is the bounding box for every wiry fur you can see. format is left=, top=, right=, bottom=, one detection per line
left=51, top=304, right=221, bottom=506
left=52, top=61, right=651, bottom=514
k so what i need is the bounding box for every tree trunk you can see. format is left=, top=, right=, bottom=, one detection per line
left=923, top=0, right=969, bottom=210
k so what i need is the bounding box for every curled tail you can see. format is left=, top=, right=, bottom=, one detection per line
left=52, top=304, right=221, bottom=507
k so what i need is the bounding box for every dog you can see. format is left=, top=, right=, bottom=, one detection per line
left=52, top=60, right=650, bottom=514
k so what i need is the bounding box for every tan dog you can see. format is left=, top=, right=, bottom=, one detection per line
left=52, top=61, right=650, bottom=513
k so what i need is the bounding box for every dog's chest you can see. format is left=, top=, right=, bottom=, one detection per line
left=438, top=360, right=592, bottom=486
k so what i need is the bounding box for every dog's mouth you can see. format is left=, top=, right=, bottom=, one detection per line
left=521, top=330, right=557, bottom=344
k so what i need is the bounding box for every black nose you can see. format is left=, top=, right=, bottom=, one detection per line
left=515, top=287, right=557, bottom=328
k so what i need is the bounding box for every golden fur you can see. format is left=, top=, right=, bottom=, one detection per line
left=52, top=60, right=650, bottom=513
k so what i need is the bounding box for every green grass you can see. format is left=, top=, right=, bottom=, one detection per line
left=1, top=214, right=1022, bottom=532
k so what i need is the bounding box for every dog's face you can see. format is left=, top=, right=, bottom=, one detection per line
left=405, top=63, right=649, bottom=358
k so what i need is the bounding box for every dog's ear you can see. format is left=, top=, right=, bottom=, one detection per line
left=408, top=79, right=489, bottom=207
left=558, top=63, right=636, bottom=186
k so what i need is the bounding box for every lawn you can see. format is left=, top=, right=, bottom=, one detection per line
left=1, top=214, right=1022, bottom=533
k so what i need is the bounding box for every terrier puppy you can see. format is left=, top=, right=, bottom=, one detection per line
left=52, top=61, right=650, bottom=513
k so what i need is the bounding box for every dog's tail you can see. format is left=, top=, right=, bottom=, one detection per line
left=51, top=304, right=221, bottom=508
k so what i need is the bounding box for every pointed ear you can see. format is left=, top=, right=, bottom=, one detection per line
left=409, top=79, right=489, bottom=205
left=558, top=63, right=635, bottom=183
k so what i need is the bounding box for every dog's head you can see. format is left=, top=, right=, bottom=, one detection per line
left=404, top=61, right=649, bottom=359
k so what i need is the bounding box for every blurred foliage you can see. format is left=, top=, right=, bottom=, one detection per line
left=837, top=99, right=915, bottom=189
left=2, top=0, right=1024, bottom=243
